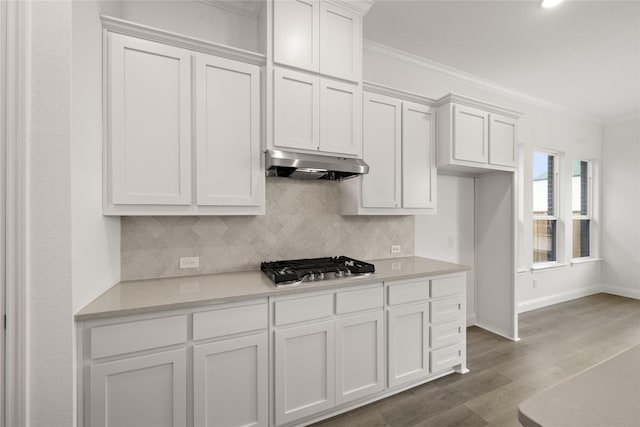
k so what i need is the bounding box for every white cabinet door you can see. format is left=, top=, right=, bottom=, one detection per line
left=195, top=54, right=261, bottom=207
left=89, top=349, right=187, bottom=427
left=274, top=321, right=335, bottom=425
left=489, top=113, right=517, bottom=167
left=335, top=311, right=385, bottom=405
left=273, top=0, right=320, bottom=73
left=319, top=2, right=362, bottom=82
left=387, top=303, right=430, bottom=388
left=361, top=93, right=401, bottom=208
left=193, top=333, right=268, bottom=427
left=274, top=67, right=320, bottom=152
left=402, top=102, right=435, bottom=209
left=107, top=33, right=192, bottom=205
left=452, top=104, right=489, bottom=164
left=319, top=78, right=362, bottom=156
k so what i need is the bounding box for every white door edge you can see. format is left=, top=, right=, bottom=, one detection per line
left=2, top=2, right=29, bottom=426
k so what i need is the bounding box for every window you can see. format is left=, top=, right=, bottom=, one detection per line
left=533, top=151, right=557, bottom=263
left=572, top=159, right=591, bottom=258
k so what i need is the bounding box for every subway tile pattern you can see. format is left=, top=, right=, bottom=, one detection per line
left=121, top=178, right=415, bottom=280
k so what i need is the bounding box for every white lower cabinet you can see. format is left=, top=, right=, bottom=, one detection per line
left=80, top=274, right=467, bottom=427
left=274, top=321, right=336, bottom=425
left=335, top=311, right=385, bottom=405
left=272, top=284, right=384, bottom=426
left=80, top=301, right=269, bottom=427
left=387, top=303, right=430, bottom=388
left=194, top=333, right=268, bottom=427
left=89, top=349, right=187, bottom=427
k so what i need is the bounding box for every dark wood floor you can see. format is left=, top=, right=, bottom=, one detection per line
left=313, top=293, right=640, bottom=427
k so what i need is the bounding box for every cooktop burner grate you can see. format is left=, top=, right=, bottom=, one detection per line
left=261, top=256, right=375, bottom=285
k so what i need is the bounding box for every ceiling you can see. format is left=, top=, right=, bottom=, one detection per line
left=363, top=0, right=640, bottom=121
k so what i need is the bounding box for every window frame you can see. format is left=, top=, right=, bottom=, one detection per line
left=532, top=150, right=560, bottom=265
left=572, top=158, right=593, bottom=260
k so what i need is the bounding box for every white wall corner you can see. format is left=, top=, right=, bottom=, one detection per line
left=466, top=313, right=477, bottom=327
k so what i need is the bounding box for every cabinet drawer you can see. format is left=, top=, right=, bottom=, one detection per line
left=193, top=303, right=267, bottom=341
left=431, top=275, right=465, bottom=298
left=90, top=315, right=187, bottom=359
left=336, top=285, right=383, bottom=314
left=431, top=343, right=463, bottom=373
left=431, top=318, right=465, bottom=350
left=430, top=295, right=465, bottom=324
left=274, top=293, right=334, bottom=326
left=387, top=279, right=429, bottom=305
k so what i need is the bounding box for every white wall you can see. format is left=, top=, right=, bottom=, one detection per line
left=363, top=43, right=604, bottom=312
left=29, top=2, right=74, bottom=425
left=602, top=114, right=640, bottom=298
left=415, top=175, right=475, bottom=321
left=71, top=1, right=121, bottom=314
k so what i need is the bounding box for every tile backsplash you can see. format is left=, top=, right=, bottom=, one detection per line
left=121, top=178, right=415, bottom=280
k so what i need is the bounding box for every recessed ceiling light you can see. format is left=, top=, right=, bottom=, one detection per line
left=541, top=0, right=563, bottom=8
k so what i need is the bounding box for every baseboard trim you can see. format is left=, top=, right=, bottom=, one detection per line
left=600, top=286, right=640, bottom=300
left=518, top=287, right=602, bottom=313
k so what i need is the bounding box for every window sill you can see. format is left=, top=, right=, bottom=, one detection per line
left=531, top=262, right=569, bottom=272
left=571, top=257, right=603, bottom=266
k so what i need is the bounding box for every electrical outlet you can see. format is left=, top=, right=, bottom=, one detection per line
left=180, top=256, right=199, bottom=269
left=391, top=245, right=401, bottom=254
left=448, top=236, right=455, bottom=249
left=533, top=279, right=538, bottom=288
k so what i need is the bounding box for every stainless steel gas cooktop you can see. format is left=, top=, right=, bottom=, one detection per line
left=261, top=256, right=375, bottom=287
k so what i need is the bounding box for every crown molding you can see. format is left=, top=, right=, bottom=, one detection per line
left=363, top=39, right=603, bottom=124
left=196, top=0, right=262, bottom=19
left=101, top=15, right=266, bottom=66
left=363, top=81, right=436, bottom=106
left=326, top=0, right=375, bottom=15
left=434, top=93, right=523, bottom=119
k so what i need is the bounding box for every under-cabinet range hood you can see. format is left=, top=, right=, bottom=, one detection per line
left=265, top=150, right=369, bottom=180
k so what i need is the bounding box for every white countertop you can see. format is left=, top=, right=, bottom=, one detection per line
left=76, top=256, right=470, bottom=321
left=518, top=344, right=640, bottom=427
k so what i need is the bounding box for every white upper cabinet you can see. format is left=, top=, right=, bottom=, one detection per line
left=319, top=78, right=362, bottom=156
left=489, top=114, right=517, bottom=167
left=273, top=67, right=361, bottom=156
left=273, top=0, right=320, bottom=73
left=402, top=102, right=436, bottom=209
left=107, top=33, right=192, bottom=206
left=452, top=105, right=489, bottom=164
left=341, top=86, right=436, bottom=215
left=102, top=18, right=266, bottom=215
left=319, top=2, right=362, bottom=82
left=435, top=94, right=522, bottom=173
left=273, top=67, right=320, bottom=151
left=360, top=93, right=401, bottom=208
left=273, top=0, right=364, bottom=82
left=195, top=54, right=262, bottom=207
